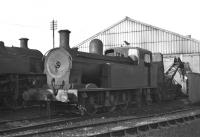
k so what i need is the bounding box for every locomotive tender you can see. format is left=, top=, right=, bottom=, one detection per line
left=43, top=29, right=178, bottom=114
left=0, top=39, right=45, bottom=108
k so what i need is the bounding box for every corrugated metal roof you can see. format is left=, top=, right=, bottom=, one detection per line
left=76, top=17, right=200, bottom=54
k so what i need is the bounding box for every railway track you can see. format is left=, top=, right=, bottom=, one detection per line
left=1, top=106, right=200, bottom=137
left=0, top=112, right=81, bottom=137
left=0, top=113, right=65, bottom=127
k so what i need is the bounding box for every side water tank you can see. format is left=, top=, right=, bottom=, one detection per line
left=89, top=39, right=103, bottom=55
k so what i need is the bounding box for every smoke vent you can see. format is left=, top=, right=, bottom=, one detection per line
left=186, top=35, right=191, bottom=38
left=59, top=30, right=71, bottom=49
left=19, top=38, right=29, bottom=49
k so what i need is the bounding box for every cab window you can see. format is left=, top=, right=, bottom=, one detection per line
left=128, top=49, right=139, bottom=58
left=144, top=54, right=151, bottom=63
left=128, top=49, right=139, bottom=64
left=116, top=52, right=125, bottom=57
left=105, top=49, right=114, bottom=56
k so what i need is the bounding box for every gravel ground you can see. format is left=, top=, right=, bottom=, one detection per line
left=28, top=108, right=200, bottom=137
left=0, top=98, right=189, bottom=123
left=1, top=98, right=199, bottom=137
left=34, top=119, right=200, bottom=137
left=138, top=119, right=200, bottom=137
left=0, top=107, right=50, bottom=122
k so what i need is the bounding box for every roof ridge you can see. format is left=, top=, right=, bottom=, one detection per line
left=76, top=17, right=128, bottom=47
left=76, top=16, right=200, bottom=48
left=126, top=17, right=200, bottom=42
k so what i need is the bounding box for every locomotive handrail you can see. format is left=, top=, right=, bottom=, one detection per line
left=77, top=86, right=156, bottom=92
left=74, top=52, right=136, bottom=65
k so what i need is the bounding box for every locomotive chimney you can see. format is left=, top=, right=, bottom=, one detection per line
left=0, top=41, right=4, bottom=48
left=59, top=30, right=71, bottom=49
left=0, top=41, right=6, bottom=53
left=19, top=38, right=29, bottom=49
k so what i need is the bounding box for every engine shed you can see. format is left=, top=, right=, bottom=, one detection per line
left=76, top=16, right=200, bottom=74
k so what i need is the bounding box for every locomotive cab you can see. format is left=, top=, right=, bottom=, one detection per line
left=105, top=47, right=152, bottom=65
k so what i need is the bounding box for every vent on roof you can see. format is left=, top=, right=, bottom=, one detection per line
left=186, top=35, right=191, bottom=38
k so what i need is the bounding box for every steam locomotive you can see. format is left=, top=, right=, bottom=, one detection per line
left=42, top=30, right=181, bottom=114
left=0, top=39, right=45, bottom=108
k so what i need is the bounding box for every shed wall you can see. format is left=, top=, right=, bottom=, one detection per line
left=188, top=72, right=200, bottom=103
left=77, top=18, right=200, bottom=55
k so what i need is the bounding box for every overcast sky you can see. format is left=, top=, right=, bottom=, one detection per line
left=0, top=0, right=199, bottom=53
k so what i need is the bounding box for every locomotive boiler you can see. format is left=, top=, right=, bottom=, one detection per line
left=0, top=39, right=45, bottom=108
left=43, top=29, right=177, bottom=114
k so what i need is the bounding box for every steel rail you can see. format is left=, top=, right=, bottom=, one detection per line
left=0, top=114, right=81, bottom=136
left=4, top=106, right=200, bottom=137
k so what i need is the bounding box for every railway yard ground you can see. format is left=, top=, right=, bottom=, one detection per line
left=0, top=97, right=200, bottom=137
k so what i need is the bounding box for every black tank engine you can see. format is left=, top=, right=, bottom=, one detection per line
left=42, top=30, right=181, bottom=114
left=0, top=39, right=45, bottom=108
